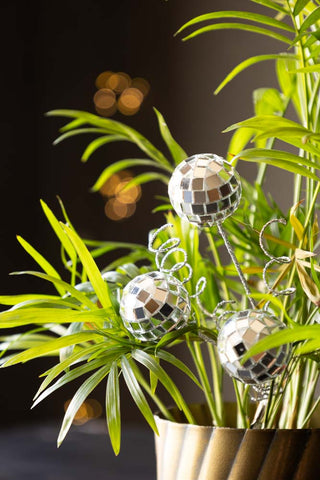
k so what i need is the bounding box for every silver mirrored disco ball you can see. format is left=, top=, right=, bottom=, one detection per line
left=120, top=271, right=191, bottom=342
left=217, top=310, right=290, bottom=385
left=168, top=153, right=241, bottom=227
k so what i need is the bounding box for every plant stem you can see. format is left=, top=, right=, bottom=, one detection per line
left=187, top=339, right=221, bottom=425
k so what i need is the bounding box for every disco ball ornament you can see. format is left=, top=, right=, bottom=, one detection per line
left=168, top=153, right=241, bottom=227
left=217, top=310, right=290, bottom=385
left=120, top=271, right=191, bottom=341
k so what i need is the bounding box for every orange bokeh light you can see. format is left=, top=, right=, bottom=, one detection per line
left=118, top=88, right=143, bottom=116
left=104, top=198, right=136, bottom=221
left=93, top=88, right=117, bottom=117
left=131, top=77, right=150, bottom=97
left=115, top=179, right=141, bottom=204
left=95, top=71, right=114, bottom=89
left=64, top=398, right=103, bottom=425
left=107, top=72, right=131, bottom=94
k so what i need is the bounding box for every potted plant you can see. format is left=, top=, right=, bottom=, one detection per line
left=2, top=0, right=320, bottom=478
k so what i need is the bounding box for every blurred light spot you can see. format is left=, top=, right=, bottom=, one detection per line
left=64, top=398, right=103, bottom=425
left=93, top=88, right=117, bottom=117
left=131, top=77, right=150, bottom=97
left=105, top=198, right=136, bottom=221
left=107, top=72, right=131, bottom=94
left=99, top=173, right=122, bottom=197
left=115, top=179, right=141, bottom=204
left=95, top=71, right=114, bottom=89
left=118, top=88, right=143, bottom=116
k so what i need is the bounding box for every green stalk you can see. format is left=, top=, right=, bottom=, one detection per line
left=187, top=339, right=221, bottom=425
left=206, top=229, right=230, bottom=301
left=207, top=343, right=225, bottom=424
left=132, top=364, right=176, bottom=422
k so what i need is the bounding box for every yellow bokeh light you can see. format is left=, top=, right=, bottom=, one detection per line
left=131, top=77, right=150, bottom=97
left=93, top=88, right=117, bottom=117
left=95, top=71, right=114, bottom=89
left=64, top=398, right=103, bottom=425
left=99, top=173, right=121, bottom=197
left=118, top=88, right=143, bottom=116
left=115, top=179, right=141, bottom=204
left=105, top=198, right=136, bottom=221
left=107, top=72, right=131, bottom=94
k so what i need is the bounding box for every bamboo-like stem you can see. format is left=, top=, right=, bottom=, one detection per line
left=207, top=343, right=225, bottom=425
left=187, top=339, right=222, bottom=426
left=206, top=230, right=230, bottom=301
left=216, top=223, right=255, bottom=309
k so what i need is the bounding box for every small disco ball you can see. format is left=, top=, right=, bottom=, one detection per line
left=120, top=271, right=190, bottom=342
left=217, top=310, right=290, bottom=385
left=168, top=153, right=241, bottom=227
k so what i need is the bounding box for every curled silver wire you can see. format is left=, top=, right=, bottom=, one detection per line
left=259, top=219, right=296, bottom=305
left=148, top=223, right=196, bottom=285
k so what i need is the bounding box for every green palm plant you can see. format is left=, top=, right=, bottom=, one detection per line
left=2, top=0, right=320, bottom=454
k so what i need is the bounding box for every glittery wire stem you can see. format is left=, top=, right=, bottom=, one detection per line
left=216, top=222, right=255, bottom=309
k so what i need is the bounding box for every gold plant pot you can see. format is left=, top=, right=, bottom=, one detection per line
left=154, top=404, right=320, bottom=480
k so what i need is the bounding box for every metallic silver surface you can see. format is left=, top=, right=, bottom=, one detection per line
left=217, top=309, right=290, bottom=385
left=168, top=154, right=241, bottom=227
left=120, top=271, right=190, bottom=341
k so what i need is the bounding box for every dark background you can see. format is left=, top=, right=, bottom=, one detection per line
left=0, top=0, right=285, bottom=428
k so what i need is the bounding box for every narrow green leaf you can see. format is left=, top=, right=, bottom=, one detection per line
left=0, top=306, right=110, bottom=329
left=235, top=147, right=319, bottom=172
left=106, top=362, right=121, bottom=455
left=35, top=343, right=104, bottom=397
left=250, top=0, right=288, bottom=14
left=0, top=294, right=60, bottom=306
left=58, top=118, right=87, bottom=133
left=81, top=135, right=128, bottom=162
left=181, top=23, right=291, bottom=45
left=176, top=11, right=294, bottom=36
left=47, top=110, right=170, bottom=167
left=227, top=128, right=255, bottom=161
left=40, top=200, right=76, bottom=265
left=156, top=350, right=202, bottom=388
left=293, top=0, right=311, bottom=16
left=32, top=357, right=109, bottom=408
left=291, top=65, right=320, bottom=73
left=53, top=128, right=110, bottom=145
left=121, top=356, right=158, bottom=433
left=132, top=349, right=185, bottom=409
left=243, top=325, right=320, bottom=360
left=215, top=54, right=297, bottom=95
left=91, top=159, right=169, bottom=192
left=16, top=236, right=64, bottom=296
left=61, top=224, right=114, bottom=311
left=120, top=172, right=169, bottom=193
left=2, top=331, right=102, bottom=366
left=299, top=6, right=320, bottom=32
left=237, top=153, right=319, bottom=180
left=153, top=108, right=187, bottom=165
left=57, top=364, right=111, bottom=446
left=9, top=271, right=98, bottom=310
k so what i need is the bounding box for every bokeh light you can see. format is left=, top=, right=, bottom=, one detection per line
left=64, top=398, right=103, bottom=425
left=118, top=88, right=144, bottom=116
left=115, top=178, right=141, bottom=204
left=99, top=170, right=141, bottom=221
left=95, top=71, right=114, bottom=89
left=93, top=88, right=117, bottom=117
left=105, top=197, right=136, bottom=221
left=131, top=77, right=150, bottom=97
left=94, top=70, right=150, bottom=117
left=107, top=72, right=131, bottom=94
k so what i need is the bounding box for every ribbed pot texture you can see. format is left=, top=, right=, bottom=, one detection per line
left=154, top=404, right=320, bottom=480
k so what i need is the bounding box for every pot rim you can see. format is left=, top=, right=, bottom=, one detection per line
left=154, top=403, right=320, bottom=432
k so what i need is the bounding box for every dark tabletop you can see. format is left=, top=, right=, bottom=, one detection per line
left=0, top=421, right=156, bottom=480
